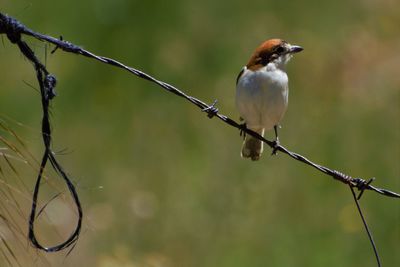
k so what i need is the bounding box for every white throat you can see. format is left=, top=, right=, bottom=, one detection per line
left=269, top=53, right=293, bottom=70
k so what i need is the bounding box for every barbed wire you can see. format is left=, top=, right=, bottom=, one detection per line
left=0, top=12, right=398, bottom=265
left=0, top=13, right=82, bottom=253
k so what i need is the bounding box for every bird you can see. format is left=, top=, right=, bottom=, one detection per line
left=236, top=38, right=303, bottom=160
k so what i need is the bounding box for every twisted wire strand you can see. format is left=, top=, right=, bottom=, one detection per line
left=1, top=13, right=82, bottom=253
left=0, top=13, right=398, bottom=263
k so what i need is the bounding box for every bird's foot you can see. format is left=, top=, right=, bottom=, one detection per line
left=239, top=123, right=247, bottom=140
left=271, top=138, right=280, bottom=156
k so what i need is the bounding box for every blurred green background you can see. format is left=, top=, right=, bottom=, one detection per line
left=0, top=0, right=399, bottom=266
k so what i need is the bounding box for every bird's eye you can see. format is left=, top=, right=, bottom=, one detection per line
left=275, top=46, right=285, bottom=54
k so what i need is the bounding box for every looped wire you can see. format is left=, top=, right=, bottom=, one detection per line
left=1, top=12, right=82, bottom=253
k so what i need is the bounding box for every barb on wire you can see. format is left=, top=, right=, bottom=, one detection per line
left=0, top=12, right=398, bottom=264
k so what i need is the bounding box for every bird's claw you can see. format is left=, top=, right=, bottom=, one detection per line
left=202, top=100, right=219, bottom=118
left=271, top=139, right=280, bottom=156
left=239, top=123, right=247, bottom=140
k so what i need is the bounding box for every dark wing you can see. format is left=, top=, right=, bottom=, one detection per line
left=236, top=67, right=246, bottom=85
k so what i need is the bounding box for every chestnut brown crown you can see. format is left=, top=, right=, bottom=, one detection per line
left=246, top=39, right=303, bottom=70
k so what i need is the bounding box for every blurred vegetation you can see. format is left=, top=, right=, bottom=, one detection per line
left=0, top=0, right=399, bottom=266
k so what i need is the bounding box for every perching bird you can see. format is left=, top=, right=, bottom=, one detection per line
left=236, top=39, right=303, bottom=160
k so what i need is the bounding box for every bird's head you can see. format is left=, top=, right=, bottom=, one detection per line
left=246, top=39, right=303, bottom=71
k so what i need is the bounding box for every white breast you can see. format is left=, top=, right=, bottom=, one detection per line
left=236, top=64, right=289, bottom=131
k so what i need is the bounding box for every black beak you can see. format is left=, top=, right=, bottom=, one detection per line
left=289, top=45, right=303, bottom=54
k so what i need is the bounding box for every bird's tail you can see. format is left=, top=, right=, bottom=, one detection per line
left=241, top=128, right=264, bottom=161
